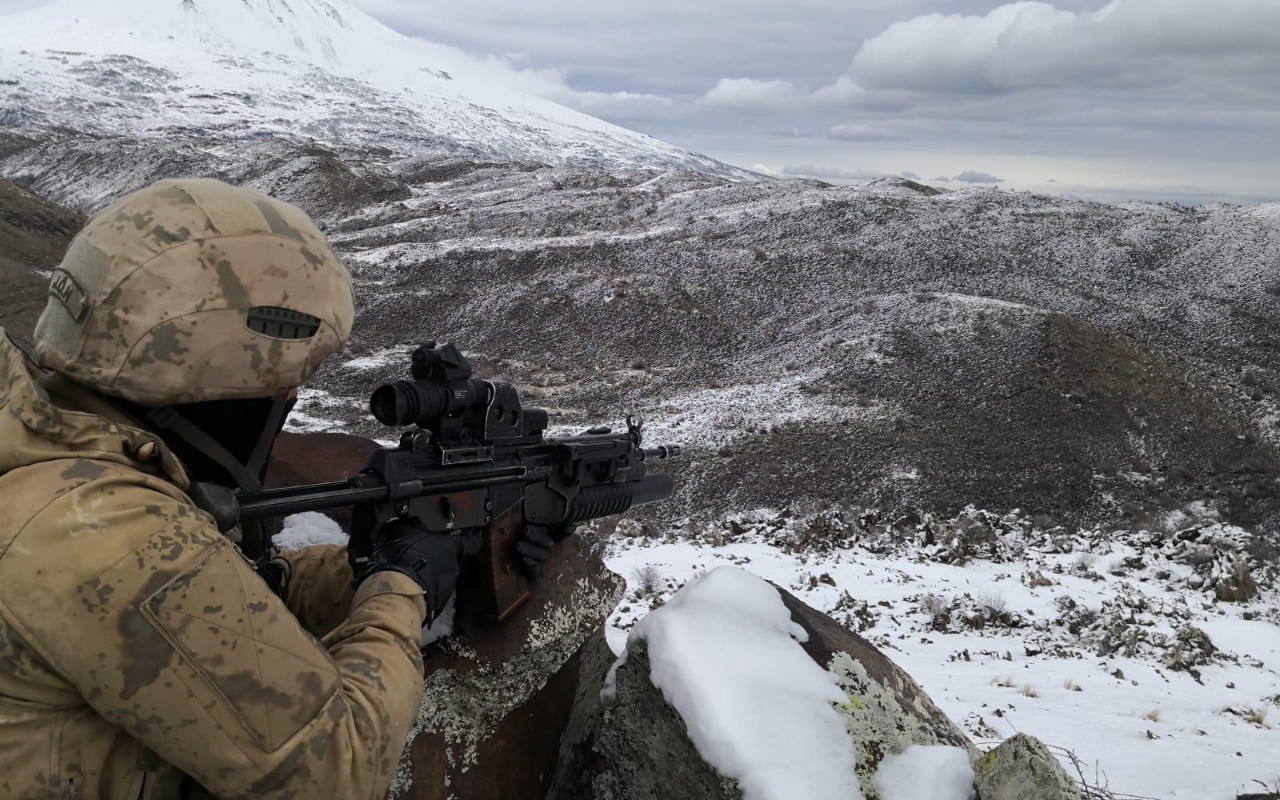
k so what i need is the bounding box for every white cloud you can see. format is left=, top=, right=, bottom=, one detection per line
left=952, top=170, right=1005, bottom=183
left=780, top=165, right=889, bottom=181
left=551, top=90, right=676, bottom=119
left=901, top=170, right=922, bottom=180
left=849, top=0, right=1280, bottom=95
left=827, top=122, right=906, bottom=141
left=702, top=78, right=806, bottom=112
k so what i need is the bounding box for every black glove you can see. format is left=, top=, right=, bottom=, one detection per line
left=515, top=523, right=577, bottom=580
left=255, top=552, right=291, bottom=601
left=360, top=520, right=483, bottom=621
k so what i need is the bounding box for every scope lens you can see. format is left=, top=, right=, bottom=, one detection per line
left=370, top=382, right=415, bottom=426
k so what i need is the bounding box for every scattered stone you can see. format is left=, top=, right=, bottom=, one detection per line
left=974, top=734, right=1085, bottom=800
left=1163, top=627, right=1217, bottom=672
left=1215, top=557, right=1259, bottom=602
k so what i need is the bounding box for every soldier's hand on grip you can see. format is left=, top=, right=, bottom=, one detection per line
left=515, top=523, right=577, bottom=580
left=360, top=520, right=483, bottom=622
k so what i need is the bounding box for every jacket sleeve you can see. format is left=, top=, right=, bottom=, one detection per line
left=0, top=470, right=427, bottom=800
left=279, top=543, right=357, bottom=639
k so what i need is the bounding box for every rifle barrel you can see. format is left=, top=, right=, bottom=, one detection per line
left=238, top=468, right=526, bottom=520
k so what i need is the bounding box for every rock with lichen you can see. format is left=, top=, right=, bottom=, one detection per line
left=553, top=638, right=743, bottom=800
left=974, top=733, right=1084, bottom=800
left=779, top=587, right=977, bottom=798
left=548, top=582, right=976, bottom=800
left=389, top=534, right=624, bottom=800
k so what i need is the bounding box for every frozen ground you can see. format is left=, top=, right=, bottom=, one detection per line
left=602, top=513, right=1280, bottom=800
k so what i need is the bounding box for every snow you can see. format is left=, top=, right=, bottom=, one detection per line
left=274, top=511, right=346, bottom=550
left=874, top=745, right=975, bottom=800
left=0, top=0, right=748, bottom=175
left=603, top=517, right=1280, bottom=800
left=607, top=566, right=865, bottom=800
left=611, top=373, right=892, bottom=451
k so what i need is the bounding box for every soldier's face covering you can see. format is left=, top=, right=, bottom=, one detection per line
left=173, top=396, right=293, bottom=480
left=125, top=394, right=297, bottom=489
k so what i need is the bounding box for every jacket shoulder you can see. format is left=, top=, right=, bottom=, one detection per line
left=0, top=458, right=216, bottom=604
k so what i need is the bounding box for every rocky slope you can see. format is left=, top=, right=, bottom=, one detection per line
left=0, top=176, right=82, bottom=351
left=2, top=133, right=1279, bottom=555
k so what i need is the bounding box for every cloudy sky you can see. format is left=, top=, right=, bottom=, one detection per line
left=4, top=0, right=1278, bottom=204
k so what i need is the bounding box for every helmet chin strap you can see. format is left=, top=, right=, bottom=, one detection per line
left=144, top=394, right=293, bottom=493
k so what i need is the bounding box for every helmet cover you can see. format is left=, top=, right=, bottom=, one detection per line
left=34, top=178, right=354, bottom=405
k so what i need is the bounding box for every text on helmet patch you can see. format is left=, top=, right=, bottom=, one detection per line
left=48, top=268, right=91, bottom=324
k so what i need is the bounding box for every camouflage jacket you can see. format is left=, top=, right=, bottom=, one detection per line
left=0, top=331, right=427, bottom=800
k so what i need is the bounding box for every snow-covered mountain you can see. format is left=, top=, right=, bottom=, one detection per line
left=0, top=0, right=745, bottom=175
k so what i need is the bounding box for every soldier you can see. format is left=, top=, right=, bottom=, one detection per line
left=0, top=179, right=479, bottom=799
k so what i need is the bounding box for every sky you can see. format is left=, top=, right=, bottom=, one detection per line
left=3, top=0, right=1278, bottom=204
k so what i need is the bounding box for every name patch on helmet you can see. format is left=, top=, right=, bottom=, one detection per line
left=49, top=268, right=91, bottom=324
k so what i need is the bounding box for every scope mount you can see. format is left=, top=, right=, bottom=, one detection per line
left=370, top=342, right=550, bottom=455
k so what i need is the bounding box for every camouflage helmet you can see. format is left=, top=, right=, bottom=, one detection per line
left=34, top=178, right=354, bottom=405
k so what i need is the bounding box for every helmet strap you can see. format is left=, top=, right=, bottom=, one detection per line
left=144, top=394, right=292, bottom=493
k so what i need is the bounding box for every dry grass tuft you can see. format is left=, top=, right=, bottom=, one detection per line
left=1243, top=706, right=1270, bottom=728
left=631, top=564, right=662, bottom=596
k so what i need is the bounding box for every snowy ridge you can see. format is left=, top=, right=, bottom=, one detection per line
left=0, top=0, right=748, bottom=175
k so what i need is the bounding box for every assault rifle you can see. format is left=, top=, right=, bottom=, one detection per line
left=225, top=342, right=681, bottom=620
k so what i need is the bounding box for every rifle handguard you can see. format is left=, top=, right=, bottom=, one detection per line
left=564, top=474, right=674, bottom=524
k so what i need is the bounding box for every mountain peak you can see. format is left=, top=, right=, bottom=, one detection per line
left=0, top=0, right=747, bottom=176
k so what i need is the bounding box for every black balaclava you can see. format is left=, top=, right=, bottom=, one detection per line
left=119, top=395, right=294, bottom=490
left=117, top=394, right=296, bottom=558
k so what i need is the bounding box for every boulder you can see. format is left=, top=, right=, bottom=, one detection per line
left=555, top=639, right=741, bottom=800
left=263, top=430, right=624, bottom=800
left=550, top=580, right=977, bottom=800
left=390, top=534, right=623, bottom=800
left=1215, top=557, right=1259, bottom=603
left=974, top=734, right=1084, bottom=800
left=776, top=586, right=977, bottom=793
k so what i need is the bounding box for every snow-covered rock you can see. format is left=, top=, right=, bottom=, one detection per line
left=567, top=567, right=977, bottom=800
left=605, top=566, right=864, bottom=800
left=0, top=0, right=748, bottom=177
